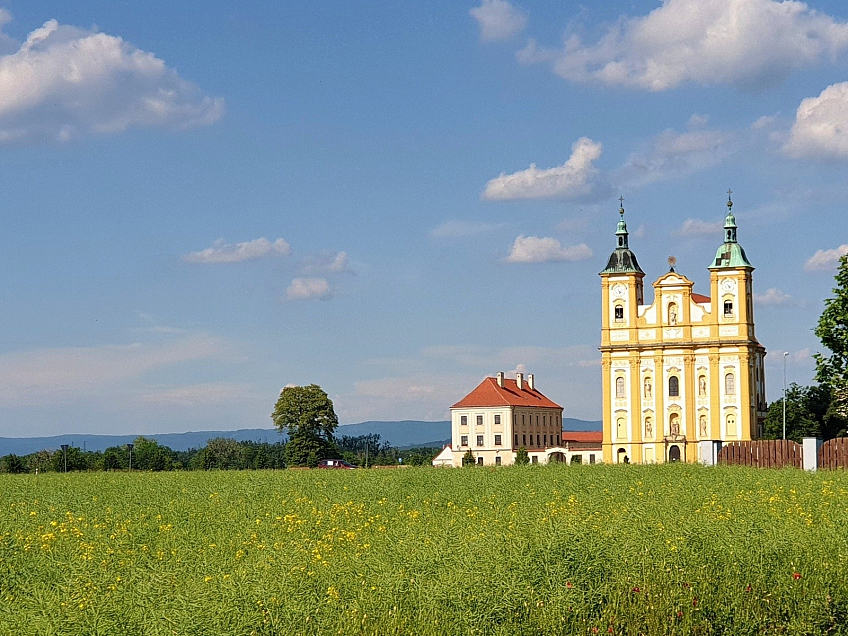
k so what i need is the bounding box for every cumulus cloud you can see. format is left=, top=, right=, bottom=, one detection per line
left=286, top=277, right=332, bottom=301
left=505, top=235, right=592, bottom=263
left=470, top=0, right=527, bottom=41
left=183, top=238, right=291, bottom=264
left=785, top=83, right=848, bottom=159
left=675, top=218, right=724, bottom=237
left=805, top=244, right=848, bottom=271
left=754, top=288, right=793, bottom=305
left=483, top=137, right=603, bottom=200
left=618, top=127, right=735, bottom=188
left=0, top=12, right=223, bottom=143
left=528, top=0, right=848, bottom=91
left=430, top=219, right=505, bottom=238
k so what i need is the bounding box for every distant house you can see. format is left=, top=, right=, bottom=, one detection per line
left=561, top=431, right=602, bottom=465
left=449, top=372, right=565, bottom=467
left=431, top=445, right=453, bottom=467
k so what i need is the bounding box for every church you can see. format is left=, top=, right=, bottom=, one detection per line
left=599, top=195, right=768, bottom=464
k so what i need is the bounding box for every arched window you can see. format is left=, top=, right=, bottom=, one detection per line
left=614, top=305, right=624, bottom=322
left=615, top=376, right=626, bottom=398
left=668, top=376, right=679, bottom=397
left=725, top=373, right=735, bottom=395
left=724, top=301, right=733, bottom=317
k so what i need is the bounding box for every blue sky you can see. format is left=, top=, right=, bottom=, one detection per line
left=1, top=0, right=847, bottom=436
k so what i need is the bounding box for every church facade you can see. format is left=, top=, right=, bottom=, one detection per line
left=599, top=197, right=768, bottom=464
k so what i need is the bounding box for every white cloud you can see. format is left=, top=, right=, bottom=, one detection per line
left=675, top=218, right=724, bottom=237
left=430, top=219, right=505, bottom=238
left=0, top=334, right=226, bottom=406
left=618, top=127, right=735, bottom=188
left=506, top=236, right=592, bottom=263
left=754, top=288, right=793, bottom=305
left=805, top=244, right=848, bottom=271
left=483, top=137, right=603, bottom=200
left=183, top=238, right=291, bottom=264
left=535, top=0, right=848, bottom=91
left=0, top=12, right=222, bottom=143
left=470, top=0, right=527, bottom=41
left=286, top=277, right=332, bottom=300
left=142, top=382, right=253, bottom=407
left=785, top=82, right=848, bottom=159
left=302, top=251, right=352, bottom=274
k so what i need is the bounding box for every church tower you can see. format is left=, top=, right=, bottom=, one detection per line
left=599, top=193, right=767, bottom=464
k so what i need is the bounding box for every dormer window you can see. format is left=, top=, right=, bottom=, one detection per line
left=724, top=301, right=733, bottom=317
left=614, top=305, right=624, bottom=322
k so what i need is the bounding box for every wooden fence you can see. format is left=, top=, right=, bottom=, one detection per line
left=818, top=438, right=848, bottom=470
left=718, top=440, right=802, bottom=469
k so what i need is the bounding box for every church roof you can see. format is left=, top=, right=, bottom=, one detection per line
left=451, top=377, right=562, bottom=410
left=601, top=248, right=644, bottom=274
left=692, top=293, right=710, bottom=303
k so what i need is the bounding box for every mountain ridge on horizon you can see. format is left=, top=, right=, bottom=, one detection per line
left=0, top=418, right=602, bottom=455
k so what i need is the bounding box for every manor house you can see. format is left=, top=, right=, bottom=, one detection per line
left=600, top=195, right=768, bottom=464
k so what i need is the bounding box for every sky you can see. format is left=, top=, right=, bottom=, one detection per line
left=1, top=0, right=847, bottom=437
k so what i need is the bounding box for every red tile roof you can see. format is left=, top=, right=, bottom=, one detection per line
left=452, top=377, right=562, bottom=409
left=561, top=431, right=602, bottom=444
left=692, top=293, right=710, bottom=304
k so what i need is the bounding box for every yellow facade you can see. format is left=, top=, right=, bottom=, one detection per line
left=599, top=201, right=767, bottom=464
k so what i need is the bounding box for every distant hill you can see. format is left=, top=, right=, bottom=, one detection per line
left=0, top=417, right=601, bottom=456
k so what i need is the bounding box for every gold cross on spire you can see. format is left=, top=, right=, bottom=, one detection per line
left=726, top=188, right=733, bottom=210
left=618, top=195, right=625, bottom=214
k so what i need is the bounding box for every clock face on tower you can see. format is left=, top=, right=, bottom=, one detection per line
left=720, top=277, right=735, bottom=292
left=612, top=283, right=626, bottom=298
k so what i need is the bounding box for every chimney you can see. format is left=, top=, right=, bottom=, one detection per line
left=528, top=374, right=535, bottom=390
left=496, top=371, right=504, bottom=387
left=516, top=372, right=523, bottom=391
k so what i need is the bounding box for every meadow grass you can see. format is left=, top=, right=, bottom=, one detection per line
left=1, top=464, right=847, bottom=635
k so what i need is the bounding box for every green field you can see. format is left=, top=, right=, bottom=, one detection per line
left=1, top=464, right=847, bottom=635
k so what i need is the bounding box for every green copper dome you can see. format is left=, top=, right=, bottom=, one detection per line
left=708, top=195, right=753, bottom=270
left=601, top=205, right=644, bottom=275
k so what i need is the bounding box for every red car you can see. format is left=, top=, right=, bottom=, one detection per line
left=317, top=459, right=357, bottom=469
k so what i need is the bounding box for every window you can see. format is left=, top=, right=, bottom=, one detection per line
left=494, top=414, right=501, bottom=425
left=724, top=301, right=733, bottom=317
left=476, top=435, right=484, bottom=446
left=536, top=434, right=540, bottom=447
left=476, top=415, right=483, bottom=426
left=589, top=454, right=596, bottom=464
left=494, top=434, right=502, bottom=446
left=531, top=456, right=538, bottom=464
left=495, top=456, right=501, bottom=466
left=543, top=434, right=547, bottom=446
left=556, top=435, right=560, bottom=445
left=614, top=305, right=624, bottom=322
left=669, top=376, right=679, bottom=397
left=571, top=455, right=582, bottom=465
left=615, top=376, right=626, bottom=398
left=476, top=456, right=483, bottom=466
left=514, top=434, right=519, bottom=446
left=522, top=434, right=526, bottom=446
left=460, top=415, right=467, bottom=426
left=460, top=435, right=468, bottom=446
left=725, top=373, right=736, bottom=395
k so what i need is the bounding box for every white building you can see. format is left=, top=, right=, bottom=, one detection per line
left=448, top=372, right=565, bottom=466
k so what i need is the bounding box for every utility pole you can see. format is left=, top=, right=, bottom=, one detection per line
left=783, top=351, right=789, bottom=440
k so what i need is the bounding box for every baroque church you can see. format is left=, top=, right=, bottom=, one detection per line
left=600, top=195, right=768, bottom=464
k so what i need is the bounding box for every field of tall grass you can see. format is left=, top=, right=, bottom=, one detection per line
left=1, top=464, right=847, bottom=635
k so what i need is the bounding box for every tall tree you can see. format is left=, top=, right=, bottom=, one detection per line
left=763, top=384, right=823, bottom=441
left=272, top=384, right=339, bottom=467
left=814, top=254, right=848, bottom=433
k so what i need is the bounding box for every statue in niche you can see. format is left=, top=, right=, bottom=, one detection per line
left=699, top=415, right=708, bottom=438
left=644, top=377, right=652, bottom=398
left=699, top=376, right=707, bottom=397
left=645, top=418, right=653, bottom=438
left=669, top=303, right=678, bottom=326
left=670, top=415, right=680, bottom=436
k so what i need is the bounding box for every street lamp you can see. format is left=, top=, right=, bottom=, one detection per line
left=60, top=444, right=69, bottom=473
left=783, top=351, right=789, bottom=440
left=126, top=443, right=134, bottom=472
